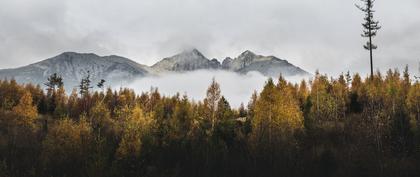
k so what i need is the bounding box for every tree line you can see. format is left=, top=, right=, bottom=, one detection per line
left=0, top=67, right=419, bottom=177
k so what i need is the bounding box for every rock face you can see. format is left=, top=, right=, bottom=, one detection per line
left=222, top=50, right=310, bottom=77
left=0, top=52, right=151, bottom=90
left=151, top=49, right=221, bottom=72
left=0, top=49, right=310, bottom=89
left=151, top=49, right=309, bottom=77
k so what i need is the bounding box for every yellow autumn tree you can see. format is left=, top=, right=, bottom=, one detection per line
left=203, top=78, right=221, bottom=133
left=331, top=74, right=349, bottom=119
left=90, top=101, right=115, bottom=136
left=275, top=76, right=304, bottom=133
left=251, top=77, right=304, bottom=148
left=53, top=85, right=68, bottom=118
left=309, top=72, right=338, bottom=124
left=171, top=95, right=194, bottom=139
left=407, top=82, right=420, bottom=133
left=297, top=80, right=309, bottom=107
left=41, top=118, right=92, bottom=176
left=116, top=105, right=154, bottom=159
left=12, top=91, right=38, bottom=127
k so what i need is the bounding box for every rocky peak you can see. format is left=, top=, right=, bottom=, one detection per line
left=238, top=50, right=257, bottom=59
left=58, top=52, right=99, bottom=59
left=222, top=57, right=233, bottom=69
left=151, top=48, right=221, bottom=71
left=178, top=48, right=206, bottom=59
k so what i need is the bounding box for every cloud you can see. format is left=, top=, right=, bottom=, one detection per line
left=0, top=0, right=419, bottom=77
left=124, top=70, right=310, bottom=108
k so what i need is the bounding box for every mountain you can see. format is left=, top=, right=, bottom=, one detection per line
left=151, top=49, right=221, bottom=72
left=222, top=50, right=310, bottom=77
left=0, top=49, right=310, bottom=89
left=0, top=52, right=152, bottom=90
left=151, top=49, right=309, bottom=77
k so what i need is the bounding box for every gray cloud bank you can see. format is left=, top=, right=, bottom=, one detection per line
left=0, top=0, right=419, bottom=77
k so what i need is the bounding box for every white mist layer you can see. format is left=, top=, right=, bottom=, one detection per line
left=123, top=70, right=311, bottom=108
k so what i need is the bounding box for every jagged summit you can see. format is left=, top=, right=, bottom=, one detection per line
left=180, top=48, right=205, bottom=57
left=222, top=50, right=310, bottom=77
left=239, top=50, right=257, bottom=58
left=152, top=48, right=220, bottom=72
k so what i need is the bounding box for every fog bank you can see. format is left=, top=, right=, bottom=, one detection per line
left=124, top=70, right=311, bottom=108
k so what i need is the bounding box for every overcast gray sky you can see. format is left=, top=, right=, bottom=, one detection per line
left=0, top=0, right=419, bottom=76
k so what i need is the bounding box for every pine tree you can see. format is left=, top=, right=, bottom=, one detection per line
left=172, top=95, right=193, bottom=139
left=97, top=79, right=106, bottom=89
left=44, top=73, right=64, bottom=115
left=356, top=0, right=381, bottom=77
left=216, top=96, right=233, bottom=121
left=79, top=71, right=93, bottom=113
left=45, top=73, right=63, bottom=92
left=238, top=103, right=247, bottom=118
left=247, top=91, right=258, bottom=119
left=79, top=71, right=93, bottom=97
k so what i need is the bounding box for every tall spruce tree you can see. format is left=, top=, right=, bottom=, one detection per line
left=97, top=79, right=106, bottom=89
left=79, top=71, right=93, bottom=97
left=44, top=73, right=64, bottom=114
left=45, top=73, right=63, bottom=92
left=356, top=0, right=381, bottom=77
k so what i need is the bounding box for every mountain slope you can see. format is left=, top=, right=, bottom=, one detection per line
left=0, top=52, right=152, bottom=90
left=222, top=50, right=310, bottom=77
left=152, top=49, right=221, bottom=72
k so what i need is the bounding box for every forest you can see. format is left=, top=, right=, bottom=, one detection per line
left=0, top=68, right=419, bottom=177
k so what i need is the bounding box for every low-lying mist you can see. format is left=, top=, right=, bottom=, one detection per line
left=122, top=70, right=311, bottom=108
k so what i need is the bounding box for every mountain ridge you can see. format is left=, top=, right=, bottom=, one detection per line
left=0, top=49, right=310, bottom=89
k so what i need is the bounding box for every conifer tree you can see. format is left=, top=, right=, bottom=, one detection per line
left=238, top=103, right=247, bottom=118
left=79, top=71, right=93, bottom=97
left=45, top=73, right=63, bottom=93
left=44, top=73, right=64, bottom=114
left=247, top=91, right=258, bottom=119
left=172, top=95, right=193, bottom=138
left=356, top=0, right=381, bottom=77
left=79, top=71, right=93, bottom=113
left=216, top=96, right=233, bottom=121
left=97, top=79, right=106, bottom=89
